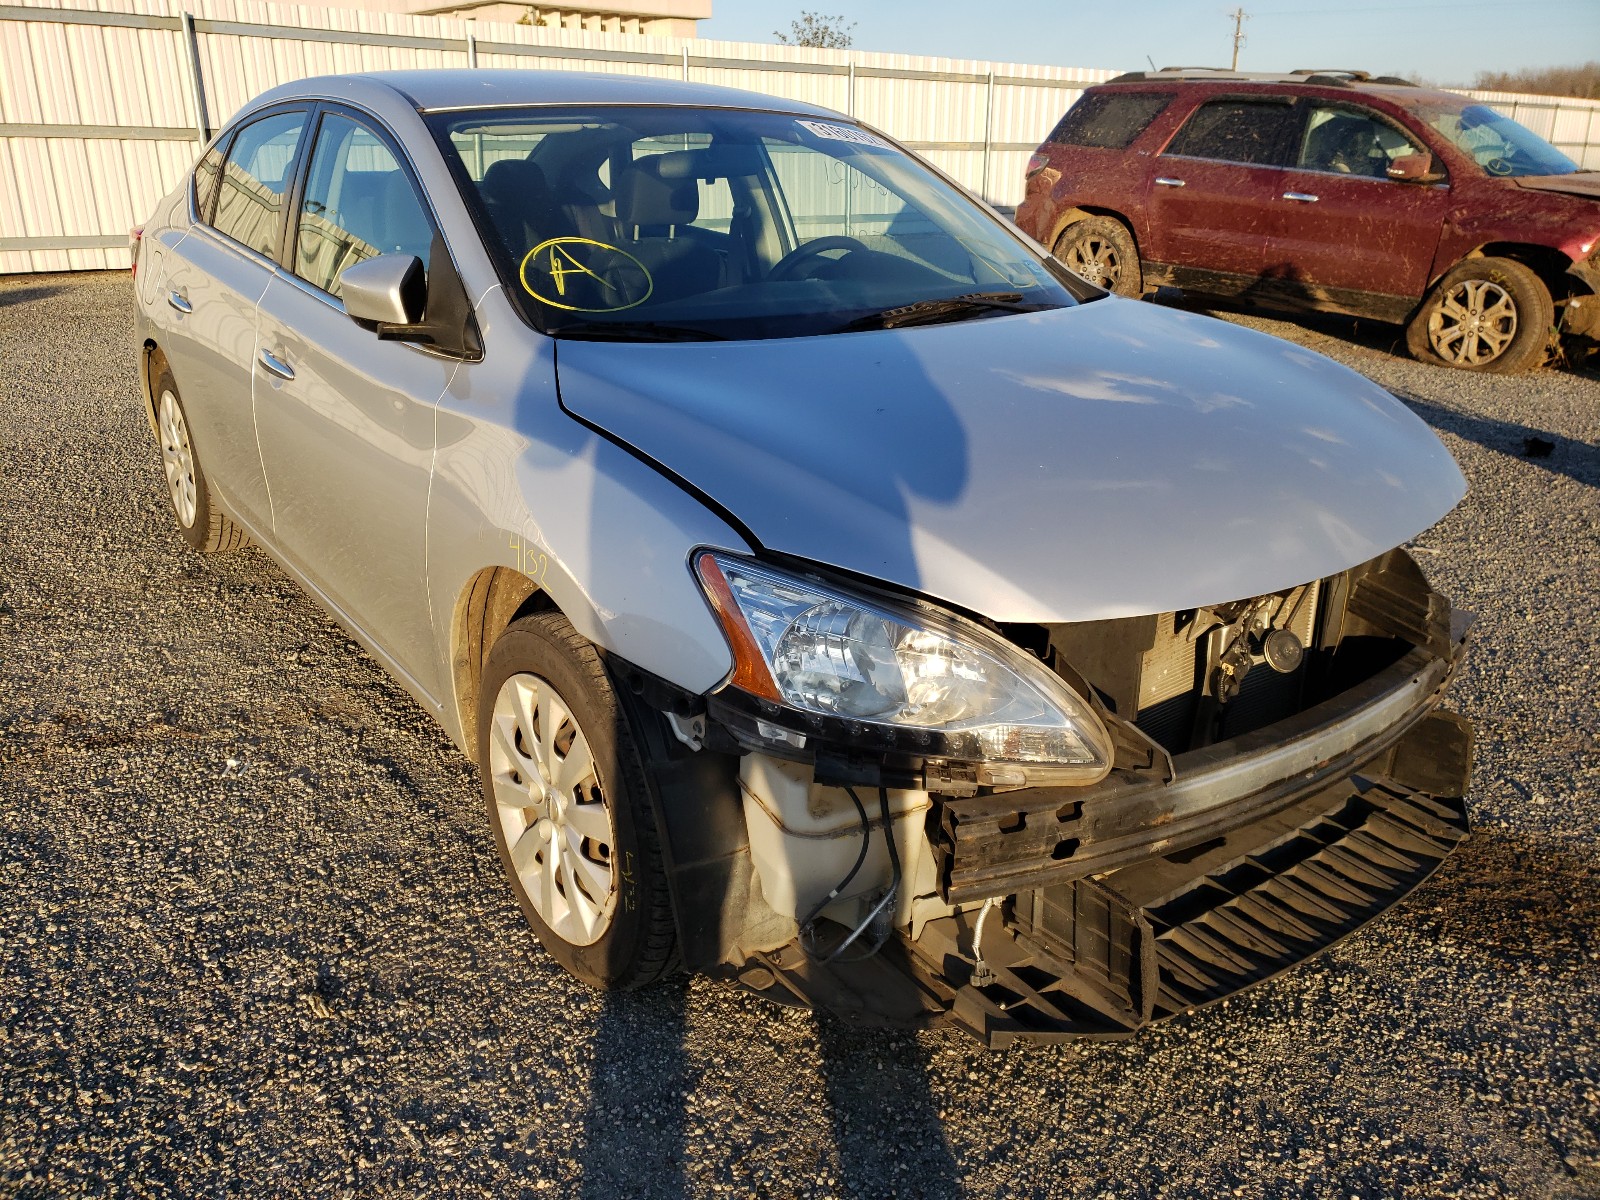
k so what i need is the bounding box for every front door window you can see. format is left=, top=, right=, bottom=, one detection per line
left=294, top=113, right=435, bottom=298
left=1298, top=106, right=1427, bottom=179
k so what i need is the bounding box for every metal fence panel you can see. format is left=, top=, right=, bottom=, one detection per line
left=3, top=0, right=1598, bottom=274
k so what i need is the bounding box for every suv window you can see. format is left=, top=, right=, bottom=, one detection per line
left=1049, top=92, right=1172, bottom=150
left=212, top=111, right=307, bottom=257
left=294, top=113, right=435, bottom=298
left=1298, top=105, right=1425, bottom=179
left=1163, top=99, right=1298, bottom=166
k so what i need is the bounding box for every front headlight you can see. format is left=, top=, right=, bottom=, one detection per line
left=695, top=551, right=1111, bottom=780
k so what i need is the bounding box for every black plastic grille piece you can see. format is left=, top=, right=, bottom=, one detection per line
left=1145, top=779, right=1468, bottom=1016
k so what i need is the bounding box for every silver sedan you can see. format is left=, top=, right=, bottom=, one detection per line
left=132, top=69, right=1475, bottom=1045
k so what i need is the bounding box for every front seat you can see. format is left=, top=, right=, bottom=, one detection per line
left=612, top=152, right=723, bottom=304
left=479, top=158, right=566, bottom=260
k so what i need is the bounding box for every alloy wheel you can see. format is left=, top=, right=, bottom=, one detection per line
left=1428, top=278, right=1517, bottom=367
left=1064, top=234, right=1121, bottom=289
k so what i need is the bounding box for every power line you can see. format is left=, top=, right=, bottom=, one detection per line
left=1254, top=0, right=1592, bottom=12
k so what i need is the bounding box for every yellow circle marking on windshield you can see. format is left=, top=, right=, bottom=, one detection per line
left=519, top=237, right=653, bottom=312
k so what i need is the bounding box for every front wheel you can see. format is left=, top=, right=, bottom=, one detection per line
left=476, top=611, right=677, bottom=990
left=1054, top=216, right=1143, bottom=297
left=1405, top=257, right=1553, bottom=373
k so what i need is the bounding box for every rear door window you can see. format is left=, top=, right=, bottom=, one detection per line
left=1163, top=99, right=1298, bottom=166
left=1048, top=92, right=1173, bottom=149
left=211, top=111, right=308, bottom=257
left=193, top=141, right=225, bottom=223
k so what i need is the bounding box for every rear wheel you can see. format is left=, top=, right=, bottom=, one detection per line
left=477, top=611, right=676, bottom=989
left=1054, top=216, right=1143, bottom=297
left=154, top=368, right=247, bottom=552
left=1405, top=257, right=1553, bottom=373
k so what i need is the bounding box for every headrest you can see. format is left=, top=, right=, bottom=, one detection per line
left=615, top=155, right=699, bottom=230
left=481, top=158, right=549, bottom=207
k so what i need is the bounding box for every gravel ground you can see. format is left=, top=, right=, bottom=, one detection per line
left=1, top=272, right=1597, bottom=1200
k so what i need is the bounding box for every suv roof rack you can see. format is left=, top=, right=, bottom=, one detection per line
left=1103, top=67, right=1419, bottom=88
left=1290, top=68, right=1371, bottom=80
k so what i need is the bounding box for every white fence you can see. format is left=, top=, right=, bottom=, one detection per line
left=3, top=0, right=1599, bottom=275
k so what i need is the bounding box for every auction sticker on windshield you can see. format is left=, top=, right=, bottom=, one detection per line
left=796, top=119, right=890, bottom=149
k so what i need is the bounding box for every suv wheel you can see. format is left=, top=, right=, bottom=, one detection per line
left=1054, top=217, right=1143, bottom=297
left=1405, top=257, right=1553, bottom=373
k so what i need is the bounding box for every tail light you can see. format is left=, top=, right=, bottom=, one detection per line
left=129, top=225, right=143, bottom=278
left=1025, top=152, right=1050, bottom=179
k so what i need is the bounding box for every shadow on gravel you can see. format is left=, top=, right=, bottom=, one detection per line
left=1154, top=293, right=1600, bottom=380
left=578, top=983, right=693, bottom=1199
left=0, top=284, right=64, bottom=307
left=1393, top=391, right=1599, bottom=488
left=573, top=989, right=961, bottom=1197
left=814, top=1014, right=961, bottom=1200
left=1430, top=825, right=1599, bottom=967
left=1152, top=292, right=1409, bottom=360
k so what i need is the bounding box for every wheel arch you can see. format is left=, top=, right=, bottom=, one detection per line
left=140, top=340, right=166, bottom=438
left=449, top=565, right=558, bottom=762
left=1048, top=206, right=1142, bottom=256
left=1456, top=242, right=1573, bottom=301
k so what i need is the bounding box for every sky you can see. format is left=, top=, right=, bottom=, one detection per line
left=700, top=0, right=1600, bottom=88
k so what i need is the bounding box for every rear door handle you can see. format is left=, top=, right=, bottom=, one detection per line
left=258, top=348, right=295, bottom=381
left=1155, top=177, right=1186, bottom=187
left=1282, top=192, right=1319, bottom=202
left=167, top=290, right=192, bottom=314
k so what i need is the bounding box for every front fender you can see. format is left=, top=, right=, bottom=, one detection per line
left=426, top=286, right=744, bottom=753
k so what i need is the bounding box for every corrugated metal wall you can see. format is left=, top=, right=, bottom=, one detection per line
left=3, top=0, right=1598, bottom=275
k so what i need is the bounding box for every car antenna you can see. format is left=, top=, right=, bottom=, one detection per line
left=1146, top=55, right=1157, bottom=71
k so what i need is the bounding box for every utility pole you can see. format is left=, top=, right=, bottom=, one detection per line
left=1229, top=7, right=1249, bottom=70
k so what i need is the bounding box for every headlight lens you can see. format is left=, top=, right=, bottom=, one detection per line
left=695, top=552, right=1110, bottom=775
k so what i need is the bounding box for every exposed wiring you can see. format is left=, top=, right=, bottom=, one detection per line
left=970, top=897, right=999, bottom=988
left=798, top=786, right=903, bottom=965
left=797, top=785, right=871, bottom=960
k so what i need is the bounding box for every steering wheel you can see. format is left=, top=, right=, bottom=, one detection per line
left=768, top=235, right=871, bottom=282
left=1483, top=156, right=1514, bottom=176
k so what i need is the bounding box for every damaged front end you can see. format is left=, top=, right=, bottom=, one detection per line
left=624, top=547, right=1472, bottom=1047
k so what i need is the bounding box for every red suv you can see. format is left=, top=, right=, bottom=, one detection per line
left=1016, top=69, right=1600, bottom=372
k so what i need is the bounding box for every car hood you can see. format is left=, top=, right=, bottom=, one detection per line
left=1513, top=172, right=1600, bottom=201
left=554, top=299, right=1465, bottom=622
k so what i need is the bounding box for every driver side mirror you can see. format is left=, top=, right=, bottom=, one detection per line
left=340, top=253, right=425, bottom=327
left=1387, top=151, right=1437, bottom=182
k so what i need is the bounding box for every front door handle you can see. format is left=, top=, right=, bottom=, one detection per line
left=1282, top=191, right=1319, bottom=202
left=167, top=290, right=192, bottom=314
left=258, top=348, right=295, bottom=381
left=1155, top=176, right=1186, bottom=187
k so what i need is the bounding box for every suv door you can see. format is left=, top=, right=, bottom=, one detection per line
left=252, top=107, right=458, bottom=699
left=1273, top=102, right=1450, bottom=309
left=1146, top=96, right=1300, bottom=284
left=160, top=109, right=309, bottom=531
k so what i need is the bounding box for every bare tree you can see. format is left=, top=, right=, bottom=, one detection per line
left=775, top=11, right=855, bottom=49
left=1474, top=61, right=1600, bottom=99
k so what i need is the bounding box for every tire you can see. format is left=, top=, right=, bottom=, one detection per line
left=476, top=611, right=676, bottom=990
left=1054, top=216, right=1143, bottom=297
left=153, top=367, right=248, bottom=553
left=1405, top=257, right=1553, bottom=373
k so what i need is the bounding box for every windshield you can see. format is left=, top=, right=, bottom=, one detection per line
left=427, top=105, right=1082, bottom=340
left=1419, top=102, right=1579, bottom=178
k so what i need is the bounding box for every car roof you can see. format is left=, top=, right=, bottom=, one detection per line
left=1091, top=69, right=1465, bottom=106
left=244, top=68, right=844, bottom=120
